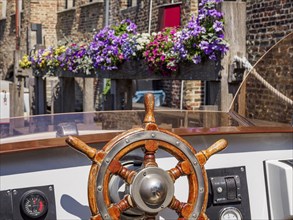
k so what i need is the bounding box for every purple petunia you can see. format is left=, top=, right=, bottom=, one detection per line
left=192, top=54, right=202, bottom=64
left=88, top=19, right=139, bottom=70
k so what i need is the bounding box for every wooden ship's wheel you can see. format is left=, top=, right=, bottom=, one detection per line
left=66, top=93, right=227, bottom=220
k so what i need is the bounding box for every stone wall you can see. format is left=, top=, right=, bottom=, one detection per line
left=0, top=0, right=58, bottom=80
left=184, top=80, right=204, bottom=110
left=245, top=0, right=293, bottom=123
left=0, top=1, right=19, bottom=80
left=56, top=1, right=104, bottom=43
left=246, top=0, right=293, bottom=62
left=30, top=0, right=58, bottom=47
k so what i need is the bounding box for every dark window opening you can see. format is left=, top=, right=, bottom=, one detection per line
left=65, top=0, right=75, bottom=9
left=127, top=0, right=137, bottom=7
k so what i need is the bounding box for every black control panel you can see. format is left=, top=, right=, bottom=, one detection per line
left=206, top=166, right=251, bottom=220
left=0, top=185, right=56, bottom=220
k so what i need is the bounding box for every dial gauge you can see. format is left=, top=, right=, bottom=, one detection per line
left=219, top=207, right=242, bottom=220
left=21, top=190, right=48, bottom=218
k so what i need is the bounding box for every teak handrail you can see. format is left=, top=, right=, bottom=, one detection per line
left=0, top=127, right=292, bottom=155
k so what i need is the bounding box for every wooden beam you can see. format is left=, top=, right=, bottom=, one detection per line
left=221, top=2, right=247, bottom=112
left=34, top=76, right=47, bottom=114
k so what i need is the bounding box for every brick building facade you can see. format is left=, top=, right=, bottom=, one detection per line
left=245, top=0, right=293, bottom=123
left=56, top=1, right=104, bottom=43
left=0, top=0, right=58, bottom=79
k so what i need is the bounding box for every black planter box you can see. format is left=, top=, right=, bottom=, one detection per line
left=96, top=60, right=221, bottom=81
left=32, top=68, right=96, bottom=78
left=33, top=59, right=221, bottom=81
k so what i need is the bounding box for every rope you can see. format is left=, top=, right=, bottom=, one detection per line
left=234, top=55, right=293, bottom=106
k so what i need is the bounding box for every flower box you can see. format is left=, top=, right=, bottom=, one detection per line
left=32, top=68, right=96, bottom=78
left=33, top=58, right=221, bottom=81
left=97, top=59, right=221, bottom=81
left=55, top=69, right=96, bottom=78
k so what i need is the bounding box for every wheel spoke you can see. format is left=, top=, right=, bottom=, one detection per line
left=168, top=161, right=192, bottom=181
left=169, top=197, right=192, bottom=218
left=66, top=136, right=96, bottom=160
left=169, top=197, right=185, bottom=214
left=143, top=140, right=158, bottom=167
left=93, top=195, right=133, bottom=220
left=66, top=136, right=106, bottom=164
left=113, top=195, right=133, bottom=213
left=108, top=160, right=137, bottom=184
left=196, top=139, right=228, bottom=165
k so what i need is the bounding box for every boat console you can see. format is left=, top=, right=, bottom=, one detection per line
left=1, top=103, right=292, bottom=219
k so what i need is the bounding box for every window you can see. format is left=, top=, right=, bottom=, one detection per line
left=65, top=0, right=75, bottom=9
left=1, top=0, right=7, bottom=19
left=127, top=0, right=137, bottom=7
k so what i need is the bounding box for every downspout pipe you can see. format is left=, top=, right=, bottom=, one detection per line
left=148, top=0, right=153, bottom=34
left=180, top=81, right=184, bottom=110
left=102, top=0, right=110, bottom=110
left=104, top=0, right=109, bottom=26
left=15, top=0, right=21, bottom=50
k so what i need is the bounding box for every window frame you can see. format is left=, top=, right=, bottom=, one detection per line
left=65, top=0, right=75, bottom=9
left=1, top=0, right=7, bottom=19
left=127, top=0, right=137, bottom=8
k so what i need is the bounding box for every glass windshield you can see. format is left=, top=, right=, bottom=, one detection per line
left=1, top=34, right=292, bottom=142
left=229, top=33, right=293, bottom=127
left=0, top=110, right=241, bottom=143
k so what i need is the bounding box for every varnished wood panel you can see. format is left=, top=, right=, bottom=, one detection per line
left=0, top=127, right=292, bottom=154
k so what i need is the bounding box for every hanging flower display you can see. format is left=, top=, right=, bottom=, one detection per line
left=19, top=0, right=228, bottom=76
